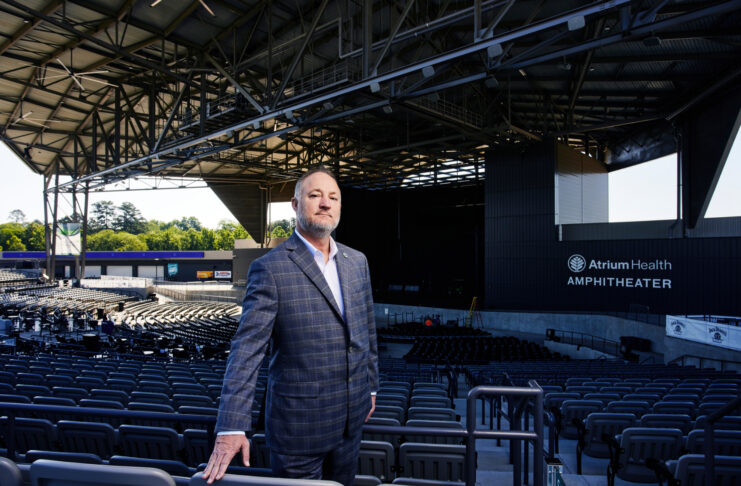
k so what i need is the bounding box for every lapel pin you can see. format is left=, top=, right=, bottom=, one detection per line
left=343, top=252, right=348, bottom=258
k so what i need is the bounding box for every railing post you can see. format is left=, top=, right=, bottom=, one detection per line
left=466, top=390, right=478, bottom=486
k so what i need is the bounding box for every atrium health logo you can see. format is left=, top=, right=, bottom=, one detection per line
left=568, top=254, right=586, bottom=273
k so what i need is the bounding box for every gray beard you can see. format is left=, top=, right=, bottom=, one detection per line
left=296, top=210, right=339, bottom=239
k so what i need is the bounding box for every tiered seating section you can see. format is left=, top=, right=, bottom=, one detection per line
left=117, top=301, right=241, bottom=345
left=404, top=336, right=566, bottom=364
left=0, top=287, right=134, bottom=314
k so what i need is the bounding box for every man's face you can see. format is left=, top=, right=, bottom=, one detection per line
left=292, top=172, right=341, bottom=238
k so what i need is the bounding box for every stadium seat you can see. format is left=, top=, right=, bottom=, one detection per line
left=25, top=450, right=104, bottom=464
left=559, top=400, right=603, bottom=439
left=671, top=454, right=741, bottom=486
left=651, top=401, right=696, bottom=417
left=188, top=472, right=343, bottom=485
left=410, top=396, right=452, bottom=409
left=109, top=455, right=193, bottom=477
left=639, top=414, right=693, bottom=434
left=575, top=413, right=637, bottom=473
left=0, top=456, right=22, bottom=486
left=373, top=405, right=405, bottom=424
left=183, top=429, right=210, bottom=466
left=583, top=393, right=621, bottom=406
left=404, top=420, right=464, bottom=445
left=606, top=427, right=683, bottom=485
left=358, top=440, right=394, bottom=482
left=51, top=387, right=88, bottom=402
left=353, top=475, right=382, bottom=486
left=363, top=417, right=402, bottom=446
left=0, top=417, right=57, bottom=454
left=392, top=480, right=464, bottom=486
left=249, top=433, right=270, bottom=469
left=684, top=429, right=741, bottom=456
left=29, top=459, right=176, bottom=486
left=376, top=394, right=408, bottom=409
left=407, top=407, right=456, bottom=422
left=605, top=400, right=651, bottom=417
left=695, top=415, right=741, bottom=431
left=398, top=443, right=465, bottom=482
left=90, top=389, right=130, bottom=405
left=130, top=391, right=171, bottom=405
left=118, top=424, right=183, bottom=461
left=57, top=421, right=117, bottom=459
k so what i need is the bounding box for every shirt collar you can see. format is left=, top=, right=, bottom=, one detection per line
left=294, top=228, right=337, bottom=262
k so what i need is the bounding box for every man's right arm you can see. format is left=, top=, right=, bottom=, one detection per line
left=204, top=260, right=278, bottom=483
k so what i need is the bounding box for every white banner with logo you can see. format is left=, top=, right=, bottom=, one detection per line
left=55, top=223, right=81, bottom=255
left=666, top=315, right=741, bottom=352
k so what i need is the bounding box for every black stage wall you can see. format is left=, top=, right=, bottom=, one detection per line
left=485, top=142, right=741, bottom=316
left=337, top=184, right=484, bottom=308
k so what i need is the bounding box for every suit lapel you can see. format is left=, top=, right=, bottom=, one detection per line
left=286, top=233, right=344, bottom=321
left=335, top=246, right=353, bottom=324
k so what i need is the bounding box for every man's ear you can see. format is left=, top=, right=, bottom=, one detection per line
left=291, top=197, right=298, bottom=211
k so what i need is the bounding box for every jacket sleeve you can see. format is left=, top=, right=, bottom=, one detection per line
left=364, top=256, right=379, bottom=393
left=215, top=259, right=277, bottom=432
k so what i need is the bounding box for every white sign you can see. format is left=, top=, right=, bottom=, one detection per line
left=666, top=315, right=741, bottom=352
left=56, top=223, right=81, bottom=255
left=214, top=271, right=232, bottom=279
left=567, top=254, right=672, bottom=289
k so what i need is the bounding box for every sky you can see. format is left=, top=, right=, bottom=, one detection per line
left=1, top=132, right=739, bottom=227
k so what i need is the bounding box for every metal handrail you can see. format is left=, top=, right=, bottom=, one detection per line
left=667, top=353, right=741, bottom=371
left=546, top=328, right=620, bottom=356
left=704, top=394, right=741, bottom=486
left=1, top=384, right=546, bottom=486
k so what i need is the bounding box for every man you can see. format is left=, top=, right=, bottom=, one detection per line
left=203, top=167, right=378, bottom=485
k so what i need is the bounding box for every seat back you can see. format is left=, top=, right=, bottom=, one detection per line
left=404, top=420, right=464, bottom=445
left=0, top=456, right=22, bottom=486
left=582, top=413, right=637, bottom=458
left=29, top=459, right=176, bottom=486
left=685, top=429, right=741, bottom=456
left=363, top=417, right=401, bottom=445
left=559, top=400, right=603, bottom=439
left=639, top=414, right=693, bottom=434
left=407, top=407, right=456, bottom=422
left=57, top=420, right=117, bottom=459
left=399, top=443, right=465, bottom=482
left=617, top=427, right=684, bottom=483
left=0, top=417, right=57, bottom=453
left=358, top=440, right=394, bottom=482
left=118, top=424, right=182, bottom=460
left=673, top=454, right=741, bottom=486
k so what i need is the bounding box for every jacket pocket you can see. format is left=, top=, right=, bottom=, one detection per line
left=272, top=380, right=319, bottom=397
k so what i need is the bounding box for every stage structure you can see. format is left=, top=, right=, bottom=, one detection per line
left=0, top=0, right=739, bottom=292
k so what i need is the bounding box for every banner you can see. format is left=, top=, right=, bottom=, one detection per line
left=56, top=223, right=81, bottom=255
left=214, top=271, right=232, bottom=279
left=666, top=315, right=741, bottom=352
left=196, top=271, right=214, bottom=279
left=167, top=263, right=179, bottom=276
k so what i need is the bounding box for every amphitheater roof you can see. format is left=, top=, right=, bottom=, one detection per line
left=0, top=0, right=740, bottom=191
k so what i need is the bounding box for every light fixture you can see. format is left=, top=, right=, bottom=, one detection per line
left=370, top=82, right=380, bottom=93
left=487, top=44, right=503, bottom=59
left=422, top=66, right=435, bottom=78
left=567, top=15, right=585, bottom=31
left=485, top=75, right=499, bottom=89
left=382, top=105, right=393, bottom=114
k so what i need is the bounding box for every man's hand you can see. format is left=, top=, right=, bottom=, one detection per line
left=365, top=394, right=376, bottom=422
left=202, top=434, right=250, bottom=484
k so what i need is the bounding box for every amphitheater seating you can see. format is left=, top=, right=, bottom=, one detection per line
left=669, top=454, right=741, bottom=486
left=29, top=459, right=177, bottom=486
left=606, top=427, right=684, bottom=485
left=398, top=443, right=466, bottom=482
left=575, top=412, right=637, bottom=473
left=0, top=456, right=22, bottom=486
left=358, top=440, right=394, bottom=483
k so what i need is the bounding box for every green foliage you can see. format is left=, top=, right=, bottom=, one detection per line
left=113, top=202, right=147, bottom=234
left=23, top=223, right=45, bottom=251
left=87, top=229, right=147, bottom=251
left=269, top=218, right=295, bottom=235
left=2, top=211, right=255, bottom=252
left=90, top=201, right=116, bottom=231
left=0, top=223, right=25, bottom=251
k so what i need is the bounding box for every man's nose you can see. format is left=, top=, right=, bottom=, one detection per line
left=319, top=196, right=331, bottom=208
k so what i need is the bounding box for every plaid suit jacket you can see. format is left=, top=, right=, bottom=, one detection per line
left=215, top=232, right=379, bottom=455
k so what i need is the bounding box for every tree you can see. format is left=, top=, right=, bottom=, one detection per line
left=8, top=209, right=26, bottom=224
left=174, top=216, right=202, bottom=231
left=4, top=234, right=25, bottom=251
left=270, top=226, right=288, bottom=238
left=215, top=227, right=236, bottom=250
left=113, top=202, right=146, bottom=234
left=183, top=228, right=204, bottom=250
left=91, top=201, right=116, bottom=231
left=141, top=227, right=184, bottom=250
left=87, top=229, right=147, bottom=251
left=200, top=228, right=216, bottom=250
left=23, top=223, right=45, bottom=250
left=0, top=223, right=25, bottom=250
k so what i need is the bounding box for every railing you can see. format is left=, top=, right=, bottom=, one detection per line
left=0, top=383, right=546, bottom=486
left=667, top=354, right=741, bottom=372
left=705, top=394, right=741, bottom=486
left=546, top=329, right=620, bottom=356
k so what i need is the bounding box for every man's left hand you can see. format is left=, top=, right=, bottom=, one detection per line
left=365, top=394, right=376, bottom=422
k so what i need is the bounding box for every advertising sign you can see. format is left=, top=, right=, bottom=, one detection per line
left=214, top=271, right=232, bottom=279
left=167, top=263, right=179, bottom=276
left=666, top=315, right=741, bottom=352
left=56, top=223, right=81, bottom=255
left=196, top=271, right=214, bottom=279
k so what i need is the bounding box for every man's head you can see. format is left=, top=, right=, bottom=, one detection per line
left=292, top=166, right=341, bottom=239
